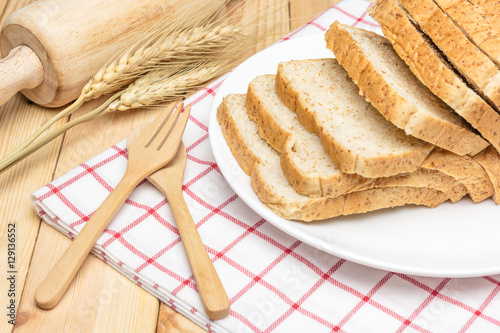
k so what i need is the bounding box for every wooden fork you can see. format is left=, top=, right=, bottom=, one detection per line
left=35, top=102, right=191, bottom=310
left=148, top=143, right=230, bottom=320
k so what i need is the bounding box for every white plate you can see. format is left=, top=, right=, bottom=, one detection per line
left=208, top=33, right=500, bottom=278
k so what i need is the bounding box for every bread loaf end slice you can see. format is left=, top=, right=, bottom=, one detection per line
left=325, top=21, right=489, bottom=156
left=369, top=0, right=500, bottom=154
left=469, top=0, right=500, bottom=34
left=434, top=0, right=500, bottom=68
left=473, top=146, right=500, bottom=204
left=275, top=58, right=434, bottom=178
left=400, top=0, right=500, bottom=111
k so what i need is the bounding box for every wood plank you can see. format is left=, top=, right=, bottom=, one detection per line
left=289, top=0, right=337, bottom=30
left=0, top=97, right=68, bottom=333
left=0, top=1, right=67, bottom=333
left=14, top=97, right=161, bottom=332
left=157, top=305, right=206, bottom=333
left=289, top=0, right=374, bottom=30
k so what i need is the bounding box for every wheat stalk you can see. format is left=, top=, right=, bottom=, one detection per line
left=108, top=62, right=231, bottom=112
left=81, top=0, right=236, bottom=101
left=0, top=0, right=284, bottom=173
left=0, top=62, right=231, bottom=171
left=5, top=0, right=232, bottom=158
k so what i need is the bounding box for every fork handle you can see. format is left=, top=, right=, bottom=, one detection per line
left=164, top=187, right=230, bottom=320
left=35, top=169, right=140, bottom=309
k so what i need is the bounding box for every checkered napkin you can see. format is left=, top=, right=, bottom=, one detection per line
left=31, top=1, right=500, bottom=332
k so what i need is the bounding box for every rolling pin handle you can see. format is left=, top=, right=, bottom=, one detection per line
left=0, top=45, right=44, bottom=106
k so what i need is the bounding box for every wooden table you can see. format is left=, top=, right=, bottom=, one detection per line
left=0, top=0, right=350, bottom=332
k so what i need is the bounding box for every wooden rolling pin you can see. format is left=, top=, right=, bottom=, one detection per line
left=0, top=0, right=193, bottom=107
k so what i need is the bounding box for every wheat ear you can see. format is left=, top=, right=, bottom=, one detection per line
left=0, top=62, right=229, bottom=172
left=81, top=0, right=233, bottom=101
left=108, top=62, right=232, bottom=112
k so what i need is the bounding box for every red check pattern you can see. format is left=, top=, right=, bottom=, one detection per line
left=32, top=1, right=500, bottom=332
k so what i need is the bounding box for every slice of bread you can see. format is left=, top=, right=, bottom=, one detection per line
left=473, top=146, right=500, bottom=204
left=275, top=58, right=434, bottom=178
left=355, top=168, right=467, bottom=203
left=369, top=0, right=500, bottom=154
left=325, top=22, right=489, bottom=156
left=469, top=0, right=500, bottom=32
left=217, top=93, right=449, bottom=221
left=399, top=0, right=500, bottom=110
left=434, top=0, right=500, bottom=67
left=246, top=74, right=370, bottom=198
left=421, top=148, right=494, bottom=202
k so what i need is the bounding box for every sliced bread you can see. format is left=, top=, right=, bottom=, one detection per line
left=247, top=74, right=466, bottom=202
left=355, top=168, right=467, bottom=203
left=434, top=0, right=500, bottom=67
left=369, top=0, right=500, bottom=154
left=246, top=74, right=370, bottom=198
left=325, top=21, right=489, bottom=156
left=473, top=146, right=500, bottom=204
left=421, top=148, right=494, bottom=202
left=469, top=0, right=500, bottom=32
left=399, top=0, right=500, bottom=110
left=217, top=93, right=449, bottom=221
left=275, top=58, right=434, bottom=178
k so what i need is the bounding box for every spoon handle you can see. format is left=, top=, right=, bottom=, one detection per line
left=150, top=175, right=230, bottom=320
left=35, top=169, right=139, bottom=309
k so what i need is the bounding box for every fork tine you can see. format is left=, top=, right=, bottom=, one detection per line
left=157, top=105, right=191, bottom=150
left=144, top=102, right=177, bottom=147
left=146, top=103, right=183, bottom=148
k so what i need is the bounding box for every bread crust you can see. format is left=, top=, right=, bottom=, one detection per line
left=473, top=146, right=500, bottom=204
left=275, top=58, right=433, bottom=178
left=216, top=95, right=260, bottom=175
left=400, top=0, right=500, bottom=109
left=218, top=93, right=449, bottom=221
left=343, top=187, right=448, bottom=214
left=421, top=148, right=494, bottom=202
left=355, top=168, right=467, bottom=203
left=469, top=0, right=500, bottom=33
left=434, top=0, right=500, bottom=67
left=369, top=0, right=500, bottom=154
left=325, top=21, right=489, bottom=156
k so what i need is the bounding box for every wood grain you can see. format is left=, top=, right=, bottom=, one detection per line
left=0, top=1, right=66, bottom=333
left=0, top=97, right=68, bottom=333
left=157, top=305, right=207, bottom=333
